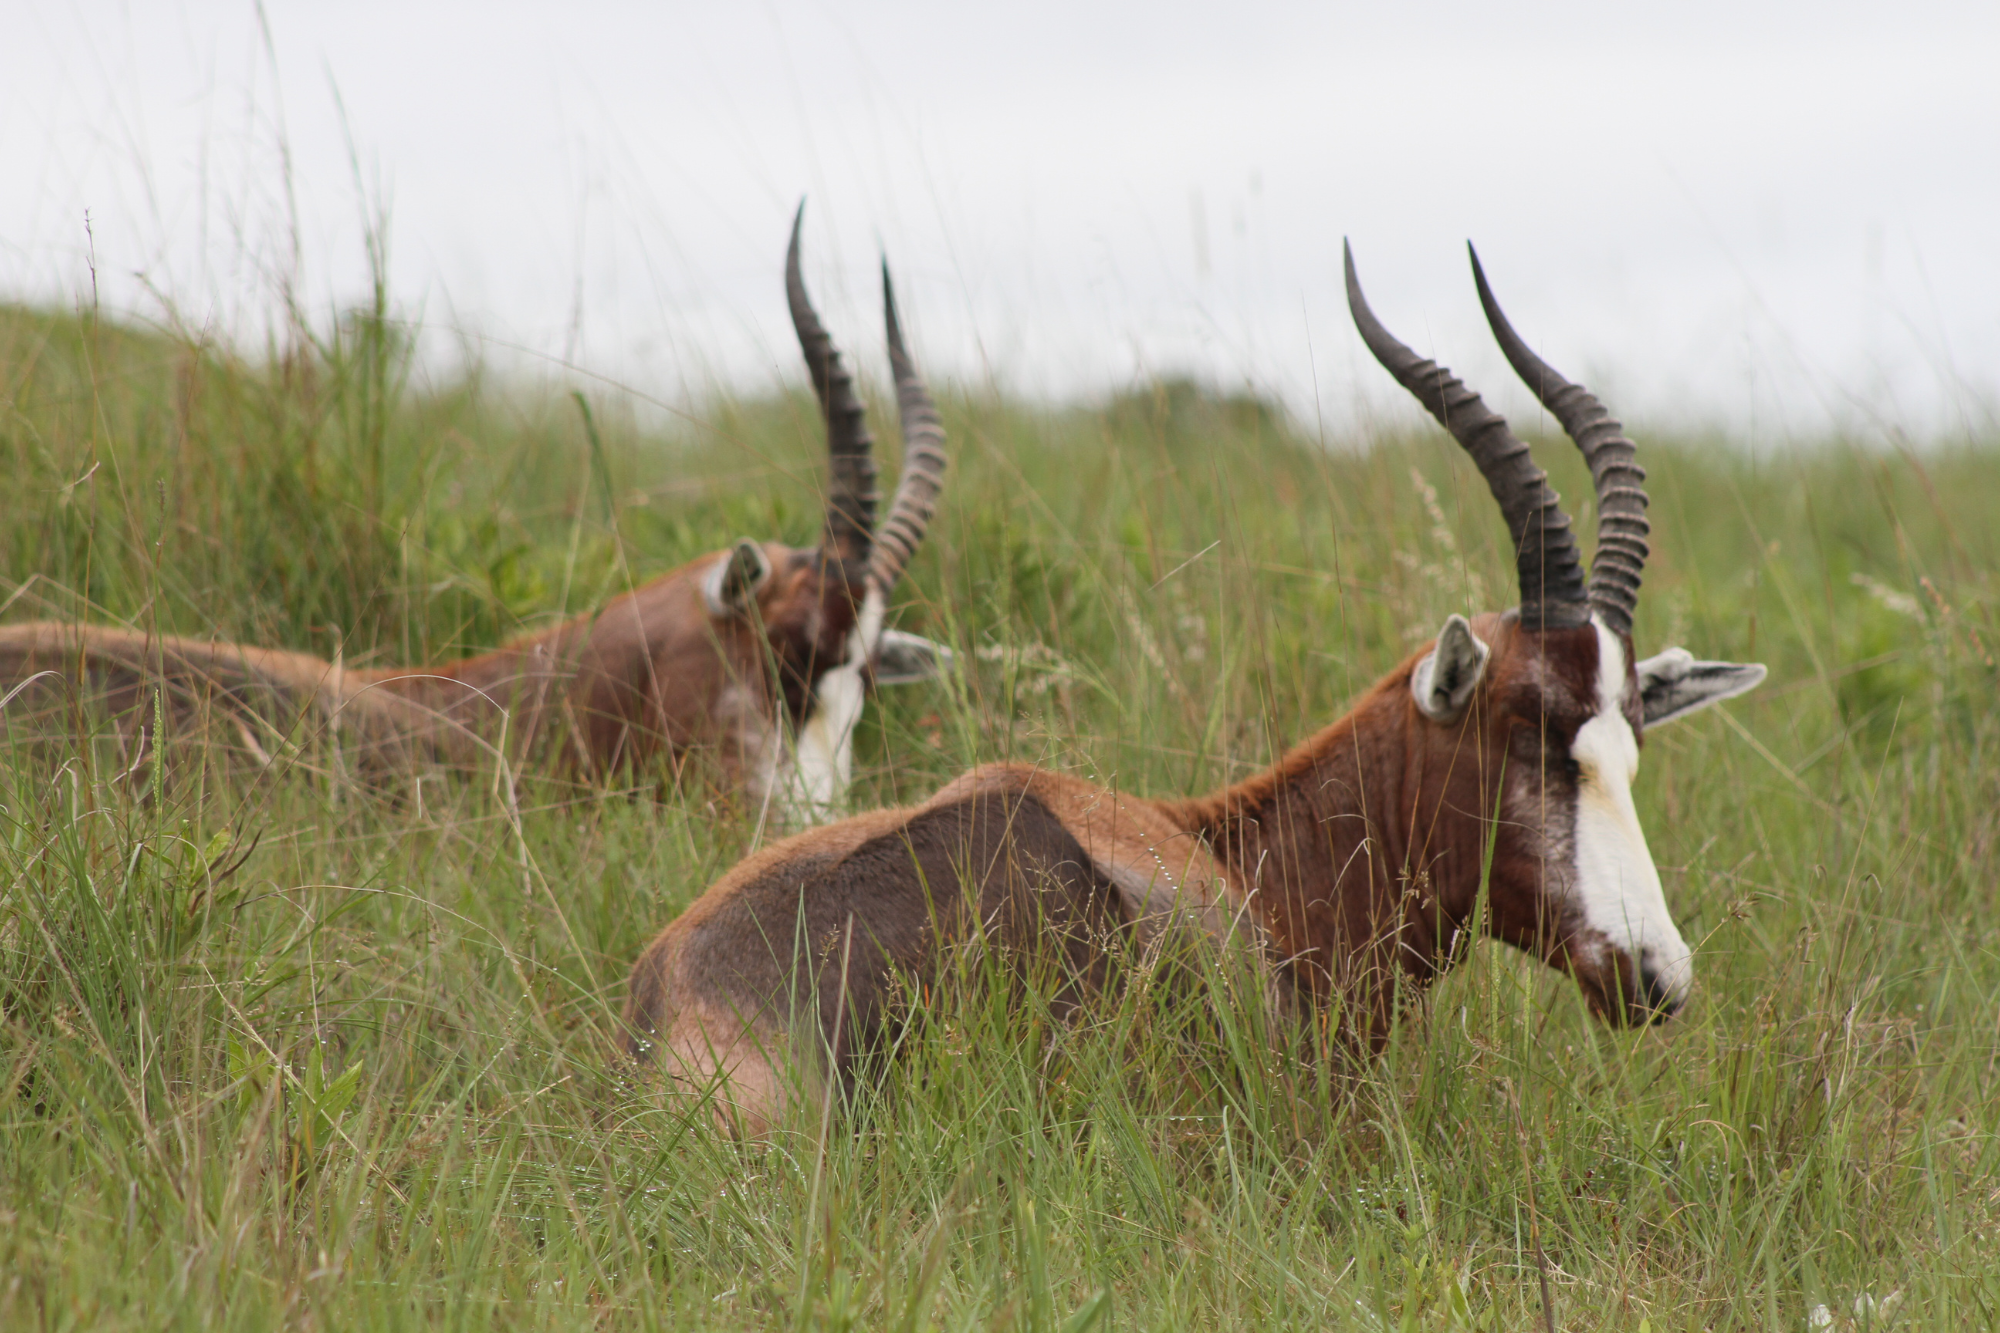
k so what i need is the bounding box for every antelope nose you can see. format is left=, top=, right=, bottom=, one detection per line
left=1637, top=963, right=1686, bottom=1023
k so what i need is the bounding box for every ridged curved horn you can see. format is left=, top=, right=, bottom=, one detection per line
left=1468, top=245, right=1649, bottom=637
left=786, top=201, right=877, bottom=569
left=1343, top=240, right=1590, bottom=629
left=867, top=259, right=948, bottom=596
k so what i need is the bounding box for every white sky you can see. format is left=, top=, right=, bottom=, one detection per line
left=4, top=1, right=1997, bottom=442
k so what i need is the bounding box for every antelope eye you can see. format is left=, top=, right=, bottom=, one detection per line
left=1505, top=719, right=1585, bottom=781
left=1506, top=720, right=1544, bottom=761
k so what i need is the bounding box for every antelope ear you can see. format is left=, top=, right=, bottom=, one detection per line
left=871, top=629, right=955, bottom=686
left=701, top=539, right=773, bottom=617
left=1636, top=647, right=1767, bottom=727
left=1411, top=614, right=1490, bottom=722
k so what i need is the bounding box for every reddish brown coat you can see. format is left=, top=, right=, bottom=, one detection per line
left=0, top=541, right=862, bottom=796
left=622, top=611, right=1664, bottom=1132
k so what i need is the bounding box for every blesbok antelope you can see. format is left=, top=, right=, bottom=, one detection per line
left=0, top=209, right=950, bottom=819
left=622, top=242, right=1769, bottom=1131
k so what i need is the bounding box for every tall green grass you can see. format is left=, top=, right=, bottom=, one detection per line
left=1, top=299, right=1996, bottom=1329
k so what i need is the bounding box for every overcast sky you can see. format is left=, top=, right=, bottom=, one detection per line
left=4, top=1, right=1996, bottom=442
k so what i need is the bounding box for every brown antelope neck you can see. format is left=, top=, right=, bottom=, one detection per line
left=0, top=209, right=952, bottom=812
left=1160, top=612, right=1621, bottom=1009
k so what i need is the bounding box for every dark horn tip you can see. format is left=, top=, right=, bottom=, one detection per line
left=786, top=199, right=819, bottom=338
left=1341, top=239, right=1401, bottom=363
left=882, top=257, right=906, bottom=357
left=1467, top=241, right=1520, bottom=353
left=1469, top=241, right=1588, bottom=423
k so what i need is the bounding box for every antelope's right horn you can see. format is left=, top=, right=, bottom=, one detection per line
left=1468, top=245, right=1649, bottom=637
left=868, top=259, right=948, bottom=596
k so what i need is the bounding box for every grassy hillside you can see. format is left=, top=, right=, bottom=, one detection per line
left=1, top=302, right=1996, bottom=1330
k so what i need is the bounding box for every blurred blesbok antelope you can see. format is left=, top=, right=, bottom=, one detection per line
left=0, top=208, right=951, bottom=820
left=622, top=242, right=1769, bottom=1131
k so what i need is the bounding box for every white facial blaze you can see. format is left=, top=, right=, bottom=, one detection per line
left=782, top=585, right=886, bottom=825
left=1567, top=617, right=1693, bottom=1008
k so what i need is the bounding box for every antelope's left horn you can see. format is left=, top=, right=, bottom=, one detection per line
left=868, top=259, right=948, bottom=596
left=1345, top=240, right=1591, bottom=629
left=1469, top=245, right=1650, bottom=637
left=786, top=201, right=878, bottom=570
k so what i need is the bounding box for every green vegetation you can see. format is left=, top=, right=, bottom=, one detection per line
left=1, top=298, right=1996, bottom=1329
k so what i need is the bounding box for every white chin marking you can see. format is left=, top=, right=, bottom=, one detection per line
left=782, top=587, right=885, bottom=825
left=1569, top=617, right=1692, bottom=1008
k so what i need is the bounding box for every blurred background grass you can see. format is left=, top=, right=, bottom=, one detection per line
left=1, top=291, right=1996, bottom=1330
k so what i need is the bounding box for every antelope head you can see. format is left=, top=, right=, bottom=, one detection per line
left=708, top=205, right=952, bottom=821
left=1346, top=242, right=1765, bottom=1024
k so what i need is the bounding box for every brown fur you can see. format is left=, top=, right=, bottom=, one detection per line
left=623, top=609, right=1659, bottom=1131
left=0, top=542, right=863, bottom=794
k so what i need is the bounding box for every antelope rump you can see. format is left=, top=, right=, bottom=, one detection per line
left=0, top=207, right=949, bottom=822
left=623, top=242, right=1768, bottom=1132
